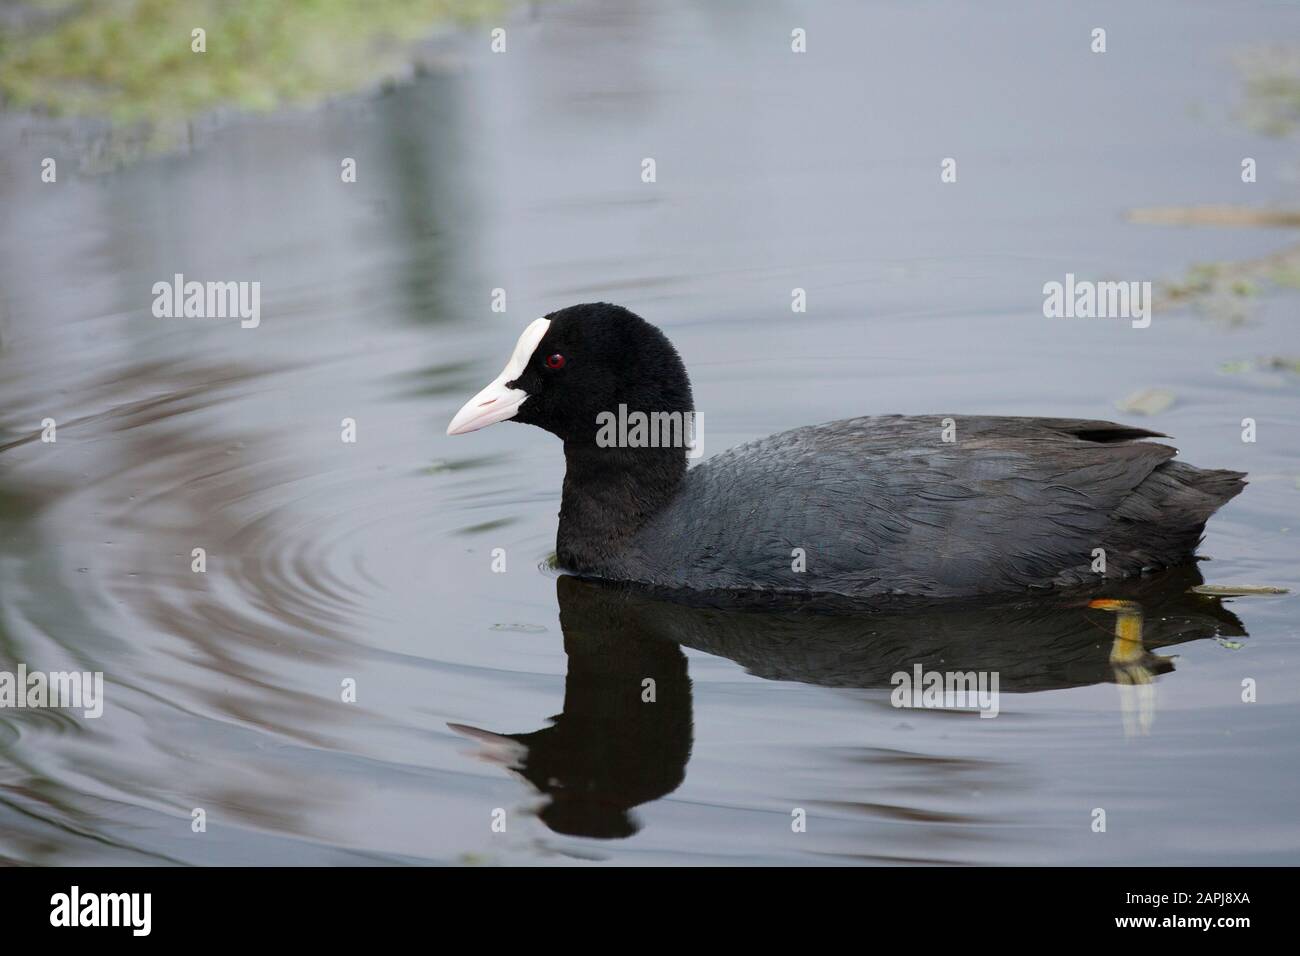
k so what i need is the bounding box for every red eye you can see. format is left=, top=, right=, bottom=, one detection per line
left=545, top=353, right=566, bottom=370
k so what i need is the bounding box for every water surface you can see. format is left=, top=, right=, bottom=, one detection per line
left=1, top=0, right=1298, bottom=864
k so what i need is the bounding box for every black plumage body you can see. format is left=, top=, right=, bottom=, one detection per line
left=449, top=303, right=1246, bottom=601
left=573, top=415, right=1245, bottom=599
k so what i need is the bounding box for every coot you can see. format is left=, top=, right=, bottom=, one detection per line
left=446, top=303, right=1245, bottom=600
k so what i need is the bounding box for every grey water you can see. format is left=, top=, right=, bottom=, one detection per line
left=1, top=0, right=1298, bottom=864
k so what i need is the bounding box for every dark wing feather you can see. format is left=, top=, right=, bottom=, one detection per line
left=622, top=415, right=1223, bottom=598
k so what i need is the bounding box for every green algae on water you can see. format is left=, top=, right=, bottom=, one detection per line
left=0, top=0, right=509, bottom=123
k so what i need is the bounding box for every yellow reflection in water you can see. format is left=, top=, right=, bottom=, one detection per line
left=1089, top=598, right=1171, bottom=737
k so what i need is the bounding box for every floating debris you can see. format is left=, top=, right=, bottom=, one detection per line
left=1219, top=356, right=1300, bottom=376
left=1260, top=356, right=1300, bottom=373
left=1219, top=359, right=1255, bottom=374
left=489, top=623, right=548, bottom=633
left=1127, top=205, right=1300, bottom=228
left=1116, top=387, right=1176, bottom=416
left=1215, top=638, right=1246, bottom=650
left=1191, top=584, right=1290, bottom=596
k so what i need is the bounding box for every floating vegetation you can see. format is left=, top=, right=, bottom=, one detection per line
left=1190, top=584, right=1290, bottom=596
left=1235, top=45, right=1300, bottom=137
left=1128, top=44, right=1300, bottom=321
left=0, top=0, right=514, bottom=167
left=1152, top=242, right=1300, bottom=324
left=1128, top=206, right=1300, bottom=228
left=0, top=0, right=510, bottom=123
left=488, top=623, right=548, bottom=633
left=1218, top=356, right=1300, bottom=380
left=1116, top=387, right=1175, bottom=416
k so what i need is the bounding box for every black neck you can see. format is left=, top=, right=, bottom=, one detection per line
left=557, top=442, right=686, bottom=573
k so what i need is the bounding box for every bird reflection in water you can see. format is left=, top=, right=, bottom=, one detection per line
left=453, top=566, right=1245, bottom=839
left=1090, top=598, right=1169, bottom=737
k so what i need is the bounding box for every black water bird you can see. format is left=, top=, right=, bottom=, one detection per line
left=447, top=303, right=1245, bottom=600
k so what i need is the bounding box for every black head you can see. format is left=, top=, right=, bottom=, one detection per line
left=446, top=303, right=694, bottom=445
